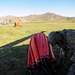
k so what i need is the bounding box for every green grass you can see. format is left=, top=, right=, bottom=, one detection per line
left=0, top=22, right=75, bottom=46
left=0, top=22, right=75, bottom=75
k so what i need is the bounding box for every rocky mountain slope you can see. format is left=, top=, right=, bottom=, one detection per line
left=0, top=13, right=75, bottom=22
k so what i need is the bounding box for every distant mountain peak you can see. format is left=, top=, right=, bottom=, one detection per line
left=0, top=12, right=75, bottom=22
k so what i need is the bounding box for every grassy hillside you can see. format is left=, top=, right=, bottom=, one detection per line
left=0, top=22, right=75, bottom=75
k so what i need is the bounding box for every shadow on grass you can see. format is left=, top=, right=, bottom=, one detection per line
left=0, top=31, right=46, bottom=75
left=1, top=31, right=46, bottom=49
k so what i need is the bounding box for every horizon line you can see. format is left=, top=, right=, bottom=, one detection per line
left=0, top=12, right=75, bottom=17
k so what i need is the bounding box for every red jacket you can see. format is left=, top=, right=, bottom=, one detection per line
left=27, top=33, right=55, bottom=68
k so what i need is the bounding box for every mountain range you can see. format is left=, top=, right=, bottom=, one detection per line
left=0, top=13, right=75, bottom=22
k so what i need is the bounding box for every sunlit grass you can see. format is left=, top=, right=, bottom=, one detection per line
left=0, top=22, right=75, bottom=46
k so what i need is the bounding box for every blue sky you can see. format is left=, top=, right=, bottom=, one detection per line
left=0, top=0, right=75, bottom=17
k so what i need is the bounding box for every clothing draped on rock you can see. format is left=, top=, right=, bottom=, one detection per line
left=27, top=33, right=55, bottom=68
